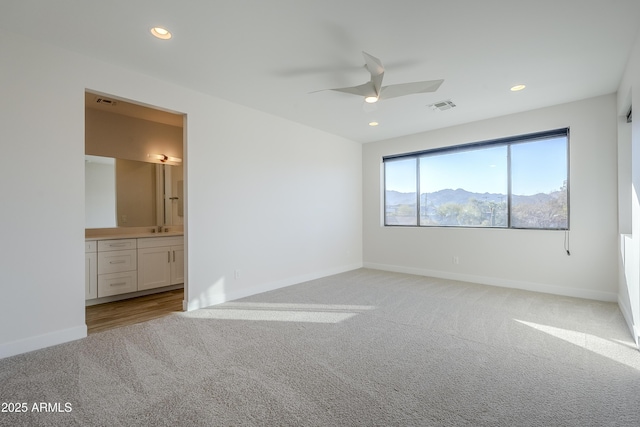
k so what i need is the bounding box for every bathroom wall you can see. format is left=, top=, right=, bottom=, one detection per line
left=85, top=108, right=182, bottom=163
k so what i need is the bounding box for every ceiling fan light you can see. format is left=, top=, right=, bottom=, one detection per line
left=364, top=96, right=379, bottom=103
left=151, top=27, right=172, bottom=40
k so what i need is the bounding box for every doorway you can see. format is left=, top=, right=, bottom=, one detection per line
left=84, top=90, right=187, bottom=332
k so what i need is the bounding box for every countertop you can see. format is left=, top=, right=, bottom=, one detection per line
left=85, top=230, right=184, bottom=241
left=84, top=226, right=184, bottom=240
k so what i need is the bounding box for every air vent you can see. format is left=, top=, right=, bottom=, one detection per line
left=429, top=100, right=456, bottom=111
left=95, top=97, right=118, bottom=107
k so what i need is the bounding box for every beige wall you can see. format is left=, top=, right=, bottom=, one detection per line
left=85, top=108, right=182, bottom=163
left=86, top=107, right=184, bottom=228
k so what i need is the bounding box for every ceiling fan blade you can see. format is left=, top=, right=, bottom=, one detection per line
left=321, top=81, right=377, bottom=97
left=371, top=72, right=384, bottom=98
left=362, top=51, right=384, bottom=76
left=362, top=51, right=385, bottom=96
left=379, top=79, right=444, bottom=100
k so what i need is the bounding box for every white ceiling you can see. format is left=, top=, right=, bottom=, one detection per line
left=3, top=1, right=640, bottom=143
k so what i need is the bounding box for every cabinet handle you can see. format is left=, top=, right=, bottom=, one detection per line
left=173, top=250, right=175, bottom=262
left=109, top=260, right=126, bottom=264
left=109, top=243, right=127, bottom=247
left=110, top=282, right=127, bottom=287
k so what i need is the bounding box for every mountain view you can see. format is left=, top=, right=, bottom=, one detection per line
left=385, top=187, right=568, bottom=229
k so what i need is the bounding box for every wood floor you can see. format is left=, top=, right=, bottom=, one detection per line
left=86, top=289, right=184, bottom=334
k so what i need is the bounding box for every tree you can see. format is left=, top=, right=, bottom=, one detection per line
left=436, top=203, right=463, bottom=225
left=511, top=182, right=567, bottom=228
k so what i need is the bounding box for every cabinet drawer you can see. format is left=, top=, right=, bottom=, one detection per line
left=98, top=271, right=137, bottom=297
left=85, top=240, right=97, bottom=253
left=98, top=239, right=137, bottom=252
left=137, top=236, right=183, bottom=249
left=98, top=249, right=137, bottom=274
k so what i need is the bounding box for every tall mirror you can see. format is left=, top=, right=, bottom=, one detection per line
left=85, top=155, right=183, bottom=228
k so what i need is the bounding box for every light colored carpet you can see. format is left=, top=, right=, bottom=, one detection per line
left=1, top=269, right=639, bottom=426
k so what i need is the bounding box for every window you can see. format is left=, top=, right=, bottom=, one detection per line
left=385, top=158, right=418, bottom=226
left=384, top=129, right=569, bottom=230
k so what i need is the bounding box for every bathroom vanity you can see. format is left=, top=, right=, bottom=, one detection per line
left=85, top=229, right=184, bottom=305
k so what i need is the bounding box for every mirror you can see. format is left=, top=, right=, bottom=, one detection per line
left=85, top=155, right=183, bottom=228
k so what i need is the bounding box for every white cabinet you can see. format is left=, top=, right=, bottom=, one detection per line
left=86, top=235, right=183, bottom=301
left=170, top=245, right=185, bottom=285
left=137, top=246, right=172, bottom=290
left=85, top=240, right=97, bottom=299
left=97, top=239, right=137, bottom=298
left=137, top=236, right=184, bottom=291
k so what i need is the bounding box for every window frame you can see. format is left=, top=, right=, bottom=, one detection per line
left=383, top=128, right=570, bottom=230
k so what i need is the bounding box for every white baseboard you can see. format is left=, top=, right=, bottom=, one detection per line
left=186, top=263, right=363, bottom=311
left=363, top=262, right=618, bottom=302
left=0, top=325, right=87, bottom=360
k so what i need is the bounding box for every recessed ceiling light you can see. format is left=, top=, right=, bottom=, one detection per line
left=369, top=121, right=379, bottom=126
left=365, top=96, right=379, bottom=104
left=510, top=84, right=526, bottom=92
left=151, top=27, right=172, bottom=40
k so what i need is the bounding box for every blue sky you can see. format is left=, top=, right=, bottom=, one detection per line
left=386, top=137, right=567, bottom=196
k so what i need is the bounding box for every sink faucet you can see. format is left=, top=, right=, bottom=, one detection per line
left=157, top=225, right=163, bottom=233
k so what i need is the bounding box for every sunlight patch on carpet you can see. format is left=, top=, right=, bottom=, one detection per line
left=218, top=302, right=376, bottom=311
left=515, top=319, right=640, bottom=371
left=180, top=302, right=376, bottom=323
left=181, top=309, right=356, bottom=323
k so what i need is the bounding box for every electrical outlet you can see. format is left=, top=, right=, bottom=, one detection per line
left=452, top=256, right=460, bottom=265
left=234, top=269, right=241, bottom=279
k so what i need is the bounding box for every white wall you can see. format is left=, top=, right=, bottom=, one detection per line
left=617, top=28, right=640, bottom=346
left=184, top=91, right=363, bottom=309
left=363, top=95, right=619, bottom=302
left=0, top=30, right=362, bottom=358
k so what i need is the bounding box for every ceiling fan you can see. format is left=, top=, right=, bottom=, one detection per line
left=317, top=51, right=444, bottom=105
